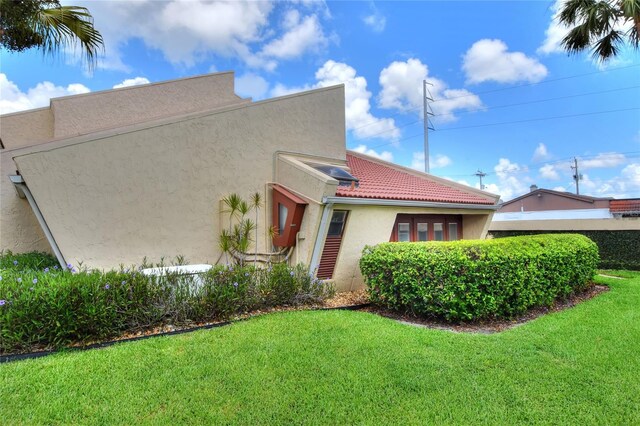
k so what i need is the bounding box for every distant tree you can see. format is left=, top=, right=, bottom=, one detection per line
left=559, top=0, right=640, bottom=61
left=0, top=0, right=103, bottom=69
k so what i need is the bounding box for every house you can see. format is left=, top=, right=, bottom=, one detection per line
left=489, top=186, right=640, bottom=270
left=1, top=72, right=499, bottom=291
left=490, top=185, right=639, bottom=232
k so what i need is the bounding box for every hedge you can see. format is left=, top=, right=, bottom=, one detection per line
left=490, top=230, right=640, bottom=271
left=0, top=256, right=334, bottom=353
left=359, top=234, right=599, bottom=322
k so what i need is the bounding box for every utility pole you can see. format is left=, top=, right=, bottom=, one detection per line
left=571, top=157, right=582, bottom=195
left=474, top=170, right=487, bottom=190
left=423, top=80, right=434, bottom=174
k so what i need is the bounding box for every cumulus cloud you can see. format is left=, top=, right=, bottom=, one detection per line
left=235, top=73, right=270, bottom=100
left=272, top=60, right=399, bottom=140
left=488, top=158, right=531, bottom=200
left=352, top=144, right=393, bottom=162
left=72, top=1, right=328, bottom=71
left=539, top=164, right=561, bottom=180
left=261, top=13, right=328, bottom=59
left=0, top=73, right=90, bottom=114
left=462, top=39, right=548, bottom=84
left=378, top=58, right=483, bottom=123
left=533, top=142, right=551, bottom=162
left=113, top=77, right=150, bottom=89
left=410, top=152, right=452, bottom=172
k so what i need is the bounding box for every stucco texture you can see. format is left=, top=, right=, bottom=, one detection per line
left=8, top=86, right=346, bottom=269
left=330, top=205, right=495, bottom=292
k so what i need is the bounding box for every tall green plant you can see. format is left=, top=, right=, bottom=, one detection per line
left=251, top=192, right=262, bottom=266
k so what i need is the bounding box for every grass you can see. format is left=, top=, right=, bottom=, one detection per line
left=1, top=273, right=639, bottom=425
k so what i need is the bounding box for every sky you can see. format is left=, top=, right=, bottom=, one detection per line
left=1, top=0, right=639, bottom=200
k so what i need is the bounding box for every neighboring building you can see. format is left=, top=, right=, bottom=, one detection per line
left=489, top=186, right=640, bottom=270
left=1, top=72, right=499, bottom=291
left=491, top=185, right=639, bottom=232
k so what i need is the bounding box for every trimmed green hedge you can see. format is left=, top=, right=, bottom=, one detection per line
left=360, top=234, right=599, bottom=322
left=490, top=230, right=640, bottom=271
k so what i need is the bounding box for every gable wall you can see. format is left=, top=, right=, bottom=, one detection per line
left=5, top=86, right=346, bottom=268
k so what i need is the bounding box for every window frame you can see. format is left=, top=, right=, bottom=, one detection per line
left=271, top=185, right=308, bottom=247
left=389, top=214, right=463, bottom=242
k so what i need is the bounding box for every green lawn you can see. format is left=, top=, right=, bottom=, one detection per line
left=1, top=273, right=639, bottom=425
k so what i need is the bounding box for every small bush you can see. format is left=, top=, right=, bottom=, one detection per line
left=0, top=251, right=58, bottom=272
left=0, top=257, right=334, bottom=353
left=360, top=234, right=599, bottom=322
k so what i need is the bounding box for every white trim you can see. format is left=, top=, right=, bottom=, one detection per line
left=323, top=196, right=499, bottom=211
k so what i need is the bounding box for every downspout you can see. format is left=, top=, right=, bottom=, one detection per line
left=9, top=175, right=67, bottom=270
left=309, top=202, right=334, bottom=276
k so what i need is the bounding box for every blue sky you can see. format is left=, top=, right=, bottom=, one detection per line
left=1, top=0, right=639, bottom=200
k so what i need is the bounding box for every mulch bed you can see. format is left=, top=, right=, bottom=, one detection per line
left=357, top=283, right=609, bottom=334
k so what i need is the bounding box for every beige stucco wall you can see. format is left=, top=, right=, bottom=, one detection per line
left=490, top=217, right=640, bottom=231
left=330, top=205, right=496, bottom=292
left=5, top=85, right=346, bottom=268
left=0, top=108, right=54, bottom=148
left=51, top=72, right=248, bottom=140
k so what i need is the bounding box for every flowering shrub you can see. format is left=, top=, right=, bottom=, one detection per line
left=0, top=253, right=334, bottom=353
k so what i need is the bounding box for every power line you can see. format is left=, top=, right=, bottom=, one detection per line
left=432, top=85, right=640, bottom=117
left=369, top=107, right=640, bottom=149
left=436, top=107, right=639, bottom=132
left=430, top=63, right=640, bottom=103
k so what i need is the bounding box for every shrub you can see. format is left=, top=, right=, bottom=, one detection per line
left=360, top=234, right=599, bottom=322
left=0, top=251, right=58, bottom=272
left=490, top=230, right=640, bottom=271
left=0, top=257, right=334, bottom=353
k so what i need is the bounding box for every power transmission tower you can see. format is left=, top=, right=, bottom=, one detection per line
left=423, top=80, right=435, bottom=173
left=474, top=170, right=487, bottom=190
left=571, top=157, right=582, bottom=195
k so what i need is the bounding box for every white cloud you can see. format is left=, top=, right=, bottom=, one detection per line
left=539, top=164, right=561, bottom=180
left=378, top=58, right=482, bottom=123
left=235, top=73, right=270, bottom=100
left=363, top=12, right=386, bottom=32
left=488, top=158, right=531, bottom=200
left=462, top=39, right=548, bottom=84
left=0, top=73, right=90, bottom=114
left=272, top=60, right=399, bottom=141
left=533, top=143, right=551, bottom=162
left=410, top=152, right=452, bottom=172
left=552, top=185, right=567, bottom=192
left=352, top=144, right=393, bottom=162
left=71, top=1, right=329, bottom=71
left=261, top=14, right=328, bottom=59
left=537, top=0, right=568, bottom=56
left=581, top=152, right=627, bottom=169
left=113, top=77, right=150, bottom=89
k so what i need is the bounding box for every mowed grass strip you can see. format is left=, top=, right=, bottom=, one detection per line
left=1, top=273, right=639, bottom=425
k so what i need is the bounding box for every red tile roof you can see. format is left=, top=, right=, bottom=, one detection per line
left=335, top=152, right=496, bottom=205
left=610, top=199, right=640, bottom=213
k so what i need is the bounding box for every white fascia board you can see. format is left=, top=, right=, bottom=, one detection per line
left=322, top=196, right=499, bottom=211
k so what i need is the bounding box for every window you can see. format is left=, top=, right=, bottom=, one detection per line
left=328, top=211, right=348, bottom=237
left=271, top=185, right=307, bottom=247
left=398, top=223, right=411, bottom=242
left=433, top=223, right=444, bottom=241
left=417, top=223, right=429, bottom=241
left=390, top=214, right=463, bottom=242
left=448, top=223, right=458, bottom=241
left=278, top=204, right=288, bottom=235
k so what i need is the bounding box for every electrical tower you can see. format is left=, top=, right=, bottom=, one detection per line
left=571, top=157, right=582, bottom=195
left=474, top=170, right=487, bottom=190
left=423, top=80, right=435, bottom=173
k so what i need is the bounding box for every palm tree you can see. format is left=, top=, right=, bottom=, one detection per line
left=0, top=0, right=103, bottom=70
left=559, top=0, right=640, bottom=61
